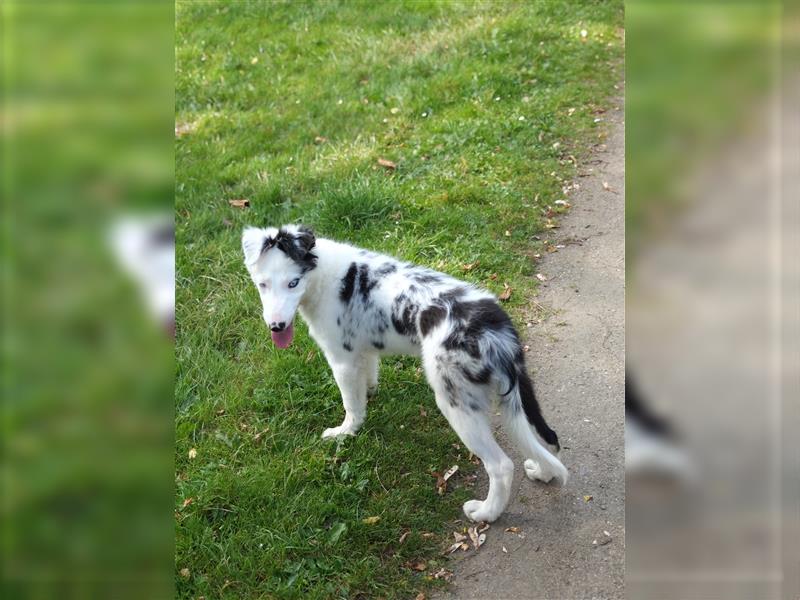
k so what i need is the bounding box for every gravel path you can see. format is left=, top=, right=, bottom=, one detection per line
left=436, top=95, right=625, bottom=600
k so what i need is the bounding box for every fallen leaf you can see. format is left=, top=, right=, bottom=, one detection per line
left=446, top=541, right=463, bottom=554
left=362, top=516, right=381, bottom=525
left=181, top=497, right=194, bottom=509
left=523, top=345, right=530, bottom=352
left=390, top=107, right=401, bottom=114
left=468, top=526, right=479, bottom=548
left=431, top=471, right=448, bottom=495
left=477, top=522, right=490, bottom=534
left=489, top=273, right=498, bottom=281
left=498, top=283, right=513, bottom=301
left=175, top=122, right=196, bottom=137
left=314, top=136, right=328, bottom=144
left=461, top=261, right=479, bottom=271
left=421, top=532, right=435, bottom=539
left=415, top=593, right=426, bottom=600
left=502, top=545, right=508, bottom=553
left=180, top=568, right=190, bottom=578
left=253, top=428, right=270, bottom=441
left=250, top=56, right=258, bottom=65
left=433, top=567, right=454, bottom=581
left=584, top=495, right=593, bottom=502
left=228, top=199, right=250, bottom=208
left=536, top=273, right=547, bottom=282
left=593, top=531, right=613, bottom=546
left=442, top=465, right=459, bottom=482
left=453, top=531, right=466, bottom=543
left=399, top=530, right=411, bottom=544
left=504, top=526, right=520, bottom=534
left=419, top=406, right=428, bottom=417
left=377, top=158, right=397, bottom=170
left=404, top=560, right=427, bottom=572
left=504, top=230, right=512, bottom=237
left=545, top=219, right=559, bottom=229
left=188, top=448, right=197, bottom=459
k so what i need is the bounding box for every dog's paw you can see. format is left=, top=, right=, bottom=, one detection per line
left=321, top=426, right=356, bottom=439
left=524, top=459, right=554, bottom=483
left=463, top=499, right=499, bottom=523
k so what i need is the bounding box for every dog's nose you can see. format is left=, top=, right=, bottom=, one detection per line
left=270, top=321, right=286, bottom=332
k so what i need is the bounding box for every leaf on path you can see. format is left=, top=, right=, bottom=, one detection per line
left=504, top=526, right=520, bottom=534
left=593, top=530, right=613, bottom=546
left=502, top=545, right=508, bottom=553
left=536, top=273, right=547, bottom=282
left=377, top=158, right=397, bottom=170
left=467, top=525, right=486, bottom=550
left=433, top=567, right=454, bottom=581
left=584, top=495, right=593, bottom=502
left=228, top=199, right=250, bottom=208
left=498, top=283, right=512, bottom=301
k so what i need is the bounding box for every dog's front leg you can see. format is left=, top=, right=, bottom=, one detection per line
left=322, top=359, right=367, bottom=439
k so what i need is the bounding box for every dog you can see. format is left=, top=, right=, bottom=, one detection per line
left=242, top=224, right=568, bottom=523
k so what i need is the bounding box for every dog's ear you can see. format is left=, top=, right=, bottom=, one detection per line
left=295, top=225, right=316, bottom=255
left=242, top=227, right=269, bottom=265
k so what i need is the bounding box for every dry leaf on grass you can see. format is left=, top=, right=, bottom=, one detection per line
left=498, top=283, right=513, bottom=301
left=377, top=158, right=397, bottom=170
left=228, top=199, right=250, bottom=208
left=415, top=593, right=426, bottom=600
left=362, top=516, right=381, bottom=525
left=404, top=560, right=427, bottom=572
left=399, top=530, right=411, bottom=544
left=314, top=136, right=328, bottom=144
left=421, top=532, right=435, bottom=539
left=442, top=465, right=459, bottom=482
left=175, top=122, right=196, bottom=138
left=419, top=406, right=428, bottom=417
left=181, top=497, right=194, bottom=509
left=461, top=261, right=479, bottom=271
left=188, top=448, right=197, bottom=459
left=180, top=568, right=190, bottom=578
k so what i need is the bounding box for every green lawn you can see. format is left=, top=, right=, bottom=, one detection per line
left=175, top=2, right=622, bottom=598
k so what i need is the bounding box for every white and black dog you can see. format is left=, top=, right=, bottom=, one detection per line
left=243, top=224, right=568, bottom=523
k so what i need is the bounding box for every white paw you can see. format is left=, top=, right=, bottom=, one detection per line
left=321, top=426, right=356, bottom=439
left=463, top=499, right=500, bottom=523
left=524, top=459, right=554, bottom=483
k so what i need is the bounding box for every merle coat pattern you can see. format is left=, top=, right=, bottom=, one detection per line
left=242, top=225, right=568, bottom=523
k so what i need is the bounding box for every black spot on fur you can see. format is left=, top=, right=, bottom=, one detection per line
left=339, top=263, right=358, bottom=303
left=342, top=342, right=353, bottom=352
left=358, top=264, right=378, bottom=302
left=419, top=303, right=447, bottom=337
left=375, top=262, right=397, bottom=277
left=410, top=271, right=441, bottom=285
left=461, top=364, right=492, bottom=385
left=468, top=402, right=482, bottom=412
left=439, top=287, right=468, bottom=303
left=372, top=340, right=385, bottom=350
left=272, top=226, right=318, bottom=273
left=442, top=375, right=457, bottom=407
left=336, top=317, right=341, bottom=326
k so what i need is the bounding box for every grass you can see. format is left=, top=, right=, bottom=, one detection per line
left=175, top=2, right=622, bottom=598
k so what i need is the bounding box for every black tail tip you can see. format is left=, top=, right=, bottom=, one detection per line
left=542, top=429, right=560, bottom=452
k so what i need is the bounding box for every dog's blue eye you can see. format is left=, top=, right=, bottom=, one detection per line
left=288, top=278, right=300, bottom=288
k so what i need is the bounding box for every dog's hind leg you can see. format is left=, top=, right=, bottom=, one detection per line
left=366, top=354, right=379, bottom=397
left=435, top=395, right=514, bottom=523
left=322, top=358, right=367, bottom=439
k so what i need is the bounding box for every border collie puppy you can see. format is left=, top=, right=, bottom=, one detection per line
left=243, top=224, right=568, bottom=523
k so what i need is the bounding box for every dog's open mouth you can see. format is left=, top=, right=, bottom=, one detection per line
left=271, top=322, right=295, bottom=348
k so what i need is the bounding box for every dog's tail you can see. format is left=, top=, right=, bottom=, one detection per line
left=498, top=357, right=568, bottom=485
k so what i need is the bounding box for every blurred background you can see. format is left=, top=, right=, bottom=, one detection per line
left=1, top=1, right=797, bottom=598
left=626, top=1, right=797, bottom=599
left=1, top=2, right=174, bottom=598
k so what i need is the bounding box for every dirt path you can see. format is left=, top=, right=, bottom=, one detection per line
left=436, top=98, right=625, bottom=600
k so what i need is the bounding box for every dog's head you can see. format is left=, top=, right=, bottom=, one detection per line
left=242, top=225, right=317, bottom=348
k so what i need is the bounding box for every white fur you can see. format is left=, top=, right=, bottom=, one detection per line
left=243, top=225, right=568, bottom=522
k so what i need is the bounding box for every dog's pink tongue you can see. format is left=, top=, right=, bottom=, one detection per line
left=271, top=322, right=294, bottom=348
